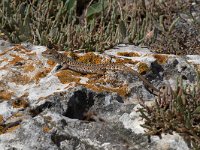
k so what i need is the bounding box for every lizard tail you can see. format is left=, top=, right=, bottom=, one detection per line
left=125, top=67, right=160, bottom=95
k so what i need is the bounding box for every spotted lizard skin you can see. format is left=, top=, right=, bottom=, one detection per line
left=42, top=48, right=160, bottom=94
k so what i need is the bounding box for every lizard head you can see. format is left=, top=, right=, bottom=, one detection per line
left=42, top=48, right=62, bottom=63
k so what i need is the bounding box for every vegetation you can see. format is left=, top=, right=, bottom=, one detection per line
left=138, top=78, right=200, bottom=149
left=0, top=0, right=199, bottom=53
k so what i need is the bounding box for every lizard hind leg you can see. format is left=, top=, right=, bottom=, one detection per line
left=88, top=74, right=104, bottom=82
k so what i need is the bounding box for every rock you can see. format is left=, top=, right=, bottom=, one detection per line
left=0, top=41, right=197, bottom=149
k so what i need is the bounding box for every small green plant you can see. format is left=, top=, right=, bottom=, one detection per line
left=138, top=78, right=200, bottom=149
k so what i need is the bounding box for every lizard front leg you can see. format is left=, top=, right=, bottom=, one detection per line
left=53, top=63, right=68, bottom=72
left=55, top=64, right=63, bottom=71
left=49, top=64, right=62, bottom=74
left=60, top=63, right=69, bottom=70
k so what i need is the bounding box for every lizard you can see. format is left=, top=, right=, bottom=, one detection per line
left=42, top=48, right=160, bottom=95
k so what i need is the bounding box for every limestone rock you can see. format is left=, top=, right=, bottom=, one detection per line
left=0, top=41, right=197, bottom=149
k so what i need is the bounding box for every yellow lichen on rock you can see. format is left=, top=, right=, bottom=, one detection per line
left=13, top=112, right=24, bottom=118
left=85, top=83, right=129, bottom=97
left=115, top=58, right=138, bottom=64
left=47, top=60, right=56, bottom=66
left=117, top=52, right=140, bottom=57
left=24, top=64, right=35, bottom=72
left=0, top=121, right=21, bottom=134
left=33, top=68, right=51, bottom=83
left=0, top=58, right=8, bottom=63
left=9, top=54, right=24, bottom=65
left=0, top=115, right=3, bottom=124
left=10, top=74, right=31, bottom=85
left=153, top=54, right=168, bottom=64
left=0, top=126, right=4, bottom=134
left=5, top=124, right=21, bottom=133
left=138, top=62, right=149, bottom=74
left=0, top=90, right=12, bottom=100
left=56, top=70, right=81, bottom=84
left=42, top=125, right=52, bottom=133
left=77, top=52, right=106, bottom=64
left=5, top=113, right=24, bottom=124
left=12, top=99, right=29, bottom=108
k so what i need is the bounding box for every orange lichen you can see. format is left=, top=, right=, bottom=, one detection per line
left=85, top=83, right=129, bottom=97
left=0, top=115, right=3, bottom=124
left=24, top=64, right=35, bottom=72
left=0, top=58, right=9, bottom=69
left=47, top=60, right=56, bottom=66
left=33, top=68, right=51, bottom=82
left=0, top=58, right=8, bottom=63
left=115, top=58, right=138, bottom=64
left=0, top=81, right=8, bottom=89
left=12, top=99, right=29, bottom=108
left=81, top=70, right=130, bottom=96
left=117, top=52, right=140, bottom=57
left=56, top=70, right=81, bottom=84
left=10, top=74, right=30, bottom=85
left=0, top=126, right=4, bottom=134
left=0, top=91, right=12, bottom=100
left=77, top=52, right=105, bottom=64
left=9, top=54, right=24, bottom=65
left=13, top=112, right=24, bottom=118
left=35, top=60, right=43, bottom=66
left=138, top=62, right=149, bottom=74
left=5, top=124, right=20, bottom=133
left=6, top=113, right=24, bottom=123
left=0, top=121, right=21, bottom=134
left=153, top=54, right=168, bottom=64
left=43, top=125, right=51, bottom=133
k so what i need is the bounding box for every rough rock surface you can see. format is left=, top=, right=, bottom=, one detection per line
left=0, top=40, right=199, bottom=149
